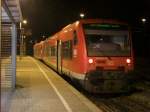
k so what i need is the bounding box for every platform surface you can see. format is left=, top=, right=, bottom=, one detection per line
left=6, top=56, right=102, bottom=112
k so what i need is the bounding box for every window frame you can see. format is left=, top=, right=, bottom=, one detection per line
left=62, top=40, right=73, bottom=59
left=73, top=31, right=78, bottom=45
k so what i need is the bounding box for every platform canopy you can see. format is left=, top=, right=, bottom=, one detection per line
left=2, top=0, right=22, bottom=23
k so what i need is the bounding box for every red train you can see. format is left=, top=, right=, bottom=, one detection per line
left=34, top=19, right=134, bottom=93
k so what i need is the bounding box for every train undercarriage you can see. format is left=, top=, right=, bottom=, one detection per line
left=79, top=70, right=131, bottom=93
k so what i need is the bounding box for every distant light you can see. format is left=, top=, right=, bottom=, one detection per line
left=23, top=20, right=27, bottom=24
left=80, top=13, right=85, bottom=18
left=141, top=18, right=146, bottom=23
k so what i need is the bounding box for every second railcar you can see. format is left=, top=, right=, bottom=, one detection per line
left=34, top=41, right=45, bottom=60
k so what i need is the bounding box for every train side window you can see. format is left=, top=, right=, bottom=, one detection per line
left=50, top=46, right=56, bottom=56
left=48, top=45, right=51, bottom=56
left=62, top=40, right=72, bottom=59
left=73, top=31, right=78, bottom=45
left=45, top=44, right=49, bottom=56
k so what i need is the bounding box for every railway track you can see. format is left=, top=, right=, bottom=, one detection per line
left=86, top=93, right=150, bottom=112
left=83, top=82, right=150, bottom=112
left=53, top=64, right=150, bottom=112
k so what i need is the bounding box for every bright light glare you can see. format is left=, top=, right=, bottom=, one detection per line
left=75, top=21, right=79, bottom=26
left=80, top=13, right=85, bottom=18
left=23, top=20, right=27, bottom=24
left=88, top=59, right=93, bottom=64
left=126, top=58, right=131, bottom=64
left=141, top=18, right=146, bottom=23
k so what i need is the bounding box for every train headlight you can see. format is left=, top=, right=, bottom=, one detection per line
left=88, top=59, right=94, bottom=64
left=126, top=58, right=131, bottom=64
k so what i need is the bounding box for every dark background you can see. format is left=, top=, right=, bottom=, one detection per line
left=19, top=0, right=150, bottom=58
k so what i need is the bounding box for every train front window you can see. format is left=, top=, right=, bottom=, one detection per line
left=83, top=24, right=131, bottom=56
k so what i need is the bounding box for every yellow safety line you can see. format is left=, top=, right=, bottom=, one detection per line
left=31, top=57, right=73, bottom=112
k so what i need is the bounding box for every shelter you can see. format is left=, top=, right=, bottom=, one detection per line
left=1, top=0, right=22, bottom=89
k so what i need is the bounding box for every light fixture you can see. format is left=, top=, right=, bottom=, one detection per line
left=23, top=20, right=27, bottom=24
left=141, top=18, right=146, bottom=23
left=80, top=13, right=85, bottom=18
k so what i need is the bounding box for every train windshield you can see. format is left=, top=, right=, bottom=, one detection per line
left=83, top=24, right=131, bottom=57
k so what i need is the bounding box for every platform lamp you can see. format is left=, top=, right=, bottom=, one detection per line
left=141, top=18, right=146, bottom=23
left=80, top=13, right=85, bottom=19
left=20, top=19, right=27, bottom=59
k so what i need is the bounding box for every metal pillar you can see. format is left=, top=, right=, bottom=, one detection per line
left=20, top=26, right=25, bottom=58
left=19, top=22, right=22, bottom=59
left=11, top=23, right=17, bottom=89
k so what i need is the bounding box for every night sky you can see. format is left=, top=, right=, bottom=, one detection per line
left=20, top=0, right=150, bottom=57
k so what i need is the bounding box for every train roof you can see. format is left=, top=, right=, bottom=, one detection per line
left=34, top=41, right=45, bottom=46
left=45, top=18, right=129, bottom=41
left=76, top=19, right=128, bottom=25
left=61, top=19, right=128, bottom=32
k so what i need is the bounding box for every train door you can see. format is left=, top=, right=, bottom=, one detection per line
left=57, top=40, right=62, bottom=74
